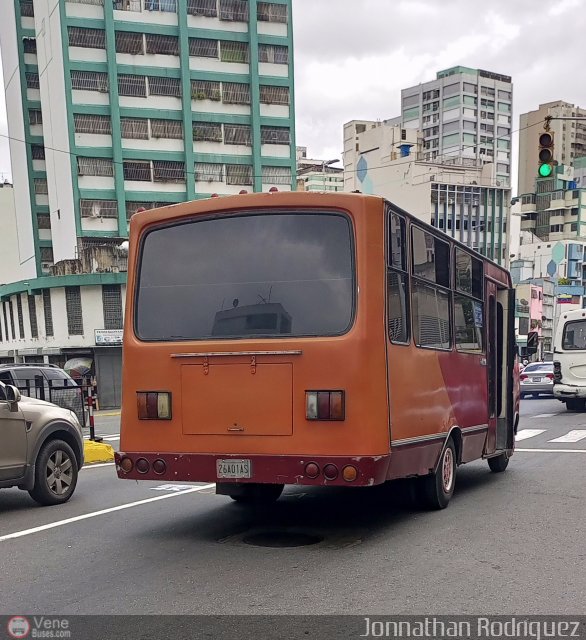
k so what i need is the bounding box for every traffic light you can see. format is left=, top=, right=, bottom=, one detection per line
left=538, top=131, right=555, bottom=178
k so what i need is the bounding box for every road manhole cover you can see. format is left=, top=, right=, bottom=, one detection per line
left=242, top=531, right=323, bottom=548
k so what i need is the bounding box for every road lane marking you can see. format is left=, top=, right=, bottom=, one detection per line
left=151, top=484, right=194, bottom=492
left=0, top=483, right=216, bottom=543
left=82, top=462, right=115, bottom=469
left=533, top=414, right=556, bottom=418
left=549, top=430, right=586, bottom=443
left=516, top=448, right=586, bottom=453
left=101, top=435, right=120, bottom=441
left=515, top=429, right=546, bottom=441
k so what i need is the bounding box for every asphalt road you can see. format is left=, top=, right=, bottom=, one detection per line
left=1, top=402, right=585, bottom=617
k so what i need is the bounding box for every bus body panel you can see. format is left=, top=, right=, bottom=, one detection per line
left=117, top=192, right=515, bottom=488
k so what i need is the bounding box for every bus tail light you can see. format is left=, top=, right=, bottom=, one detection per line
left=342, top=465, right=358, bottom=482
left=137, top=392, right=172, bottom=420
left=306, top=391, right=345, bottom=421
left=119, top=457, right=133, bottom=473
left=553, top=361, right=562, bottom=382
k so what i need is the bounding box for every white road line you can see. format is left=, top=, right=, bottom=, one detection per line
left=515, top=429, right=546, bottom=441
left=549, top=430, right=586, bottom=443
left=533, top=414, right=556, bottom=419
left=516, top=448, right=586, bottom=453
left=82, top=462, right=115, bottom=469
left=0, top=483, right=216, bottom=543
left=101, top=435, right=120, bottom=441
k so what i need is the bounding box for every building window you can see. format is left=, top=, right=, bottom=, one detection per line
left=144, top=0, right=177, bottom=11
left=2, top=302, right=9, bottom=341
left=115, top=31, right=144, bottom=54
left=26, top=72, right=39, bottom=89
left=226, top=164, right=253, bottom=186
left=23, top=37, right=37, bottom=53
left=16, top=295, right=25, bottom=339
left=194, top=163, right=224, bottom=182
left=257, top=2, right=287, bottom=22
left=74, top=113, right=112, bottom=135
left=260, top=126, right=290, bottom=145
left=152, top=160, right=185, bottom=183
left=148, top=76, right=181, bottom=97
left=224, top=124, right=252, bottom=145
left=123, top=160, right=152, bottom=182
left=145, top=34, right=180, bottom=55
left=222, top=82, right=250, bottom=105
left=20, top=1, right=35, bottom=17
left=80, top=199, right=119, bottom=218
left=34, top=178, right=48, bottom=194
left=42, top=290, right=53, bottom=337
left=113, top=0, right=141, bottom=11
left=219, top=41, right=249, bottom=64
left=187, top=0, right=218, bottom=16
left=28, top=295, right=38, bottom=339
left=71, top=70, right=109, bottom=92
left=37, top=215, right=51, bottom=230
left=68, top=27, right=106, bottom=49
left=77, top=157, right=114, bottom=177
left=150, top=119, right=183, bottom=139
left=102, top=285, right=123, bottom=330
left=193, top=122, right=223, bottom=143
left=260, top=85, right=290, bottom=105
left=118, top=74, right=148, bottom=97
left=31, top=145, right=45, bottom=160
left=8, top=299, right=15, bottom=340
left=191, top=80, right=222, bottom=101
left=29, top=109, right=43, bottom=125
left=40, top=247, right=54, bottom=263
left=188, top=38, right=218, bottom=58
left=219, top=0, right=249, bottom=21
left=258, top=44, right=289, bottom=65
left=262, top=166, right=291, bottom=185
left=120, top=117, right=149, bottom=139
left=65, top=287, right=84, bottom=336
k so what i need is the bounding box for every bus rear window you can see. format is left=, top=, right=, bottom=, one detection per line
left=562, top=320, right=586, bottom=350
left=135, top=211, right=354, bottom=341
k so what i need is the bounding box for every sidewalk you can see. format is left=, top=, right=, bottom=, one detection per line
left=95, top=408, right=121, bottom=417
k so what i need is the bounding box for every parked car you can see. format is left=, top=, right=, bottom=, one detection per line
left=0, top=381, right=84, bottom=505
left=520, top=362, right=555, bottom=398
left=0, top=363, right=85, bottom=425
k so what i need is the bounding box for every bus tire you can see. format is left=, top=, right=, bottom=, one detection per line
left=419, top=438, right=456, bottom=510
left=487, top=452, right=509, bottom=473
left=566, top=399, right=585, bottom=412
left=229, top=483, right=284, bottom=505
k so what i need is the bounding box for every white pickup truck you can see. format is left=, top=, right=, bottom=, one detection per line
left=553, top=308, right=586, bottom=411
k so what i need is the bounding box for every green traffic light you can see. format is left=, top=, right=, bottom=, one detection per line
left=539, top=164, right=553, bottom=177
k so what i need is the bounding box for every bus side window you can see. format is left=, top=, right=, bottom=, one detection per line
left=387, top=212, right=409, bottom=344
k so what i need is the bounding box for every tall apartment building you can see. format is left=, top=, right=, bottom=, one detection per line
left=0, top=0, right=295, bottom=406
left=343, top=119, right=511, bottom=264
left=518, top=101, right=586, bottom=196
left=401, top=66, right=513, bottom=188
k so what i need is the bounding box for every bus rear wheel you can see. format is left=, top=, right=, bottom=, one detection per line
left=418, top=438, right=456, bottom=510
left=566, top=399, right=585, bottom=412
left=487, top=452, right=510, bottom=473
left=228, top=483, right=284, bottom=505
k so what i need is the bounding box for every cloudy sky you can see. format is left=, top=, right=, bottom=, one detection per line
left=1, top=0, right=585, bottom=194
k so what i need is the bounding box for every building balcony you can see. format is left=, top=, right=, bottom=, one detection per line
left=521, top=218, right=536, bottom=231
left=51, top=244, right=128, bottom=276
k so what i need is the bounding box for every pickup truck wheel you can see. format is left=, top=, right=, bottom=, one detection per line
left=566, top=399, right=586, bottom=412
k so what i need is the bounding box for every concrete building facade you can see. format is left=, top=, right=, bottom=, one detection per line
left=401, top=66, right=513, bottom=189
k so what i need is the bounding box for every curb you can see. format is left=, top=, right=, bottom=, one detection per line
left=84, top=440, right=115, bottom=464
left=96, top=410, right=121, bottom=417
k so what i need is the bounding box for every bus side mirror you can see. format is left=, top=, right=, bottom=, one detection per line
left=526, top=331, right=539, bottom=355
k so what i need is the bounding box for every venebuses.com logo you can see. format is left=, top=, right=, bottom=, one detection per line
left=7, top=617, right=30, bottom=639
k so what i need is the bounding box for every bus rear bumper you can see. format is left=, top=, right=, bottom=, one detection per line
left=554, top=384, right=586, bottom=400
left=114, top=451, right=391, bottom=487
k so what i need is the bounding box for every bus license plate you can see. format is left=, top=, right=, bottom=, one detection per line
left=216, top=459, right=252, bottom=479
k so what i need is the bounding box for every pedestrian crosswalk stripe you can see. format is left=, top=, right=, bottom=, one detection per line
left=548, top=430, right=586, bottom=443
left=515, top=429, right=546, bottom=441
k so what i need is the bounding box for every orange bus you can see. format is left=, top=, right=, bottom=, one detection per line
left=116, top=191, right=519, bottom=509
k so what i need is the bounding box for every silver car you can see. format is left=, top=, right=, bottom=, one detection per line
left=520, top=362, right=554, bottom=398
left=0, top=381, right=84, bottom=505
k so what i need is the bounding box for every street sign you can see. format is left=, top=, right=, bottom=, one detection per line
left=95, top=329, right=123, bottom=345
